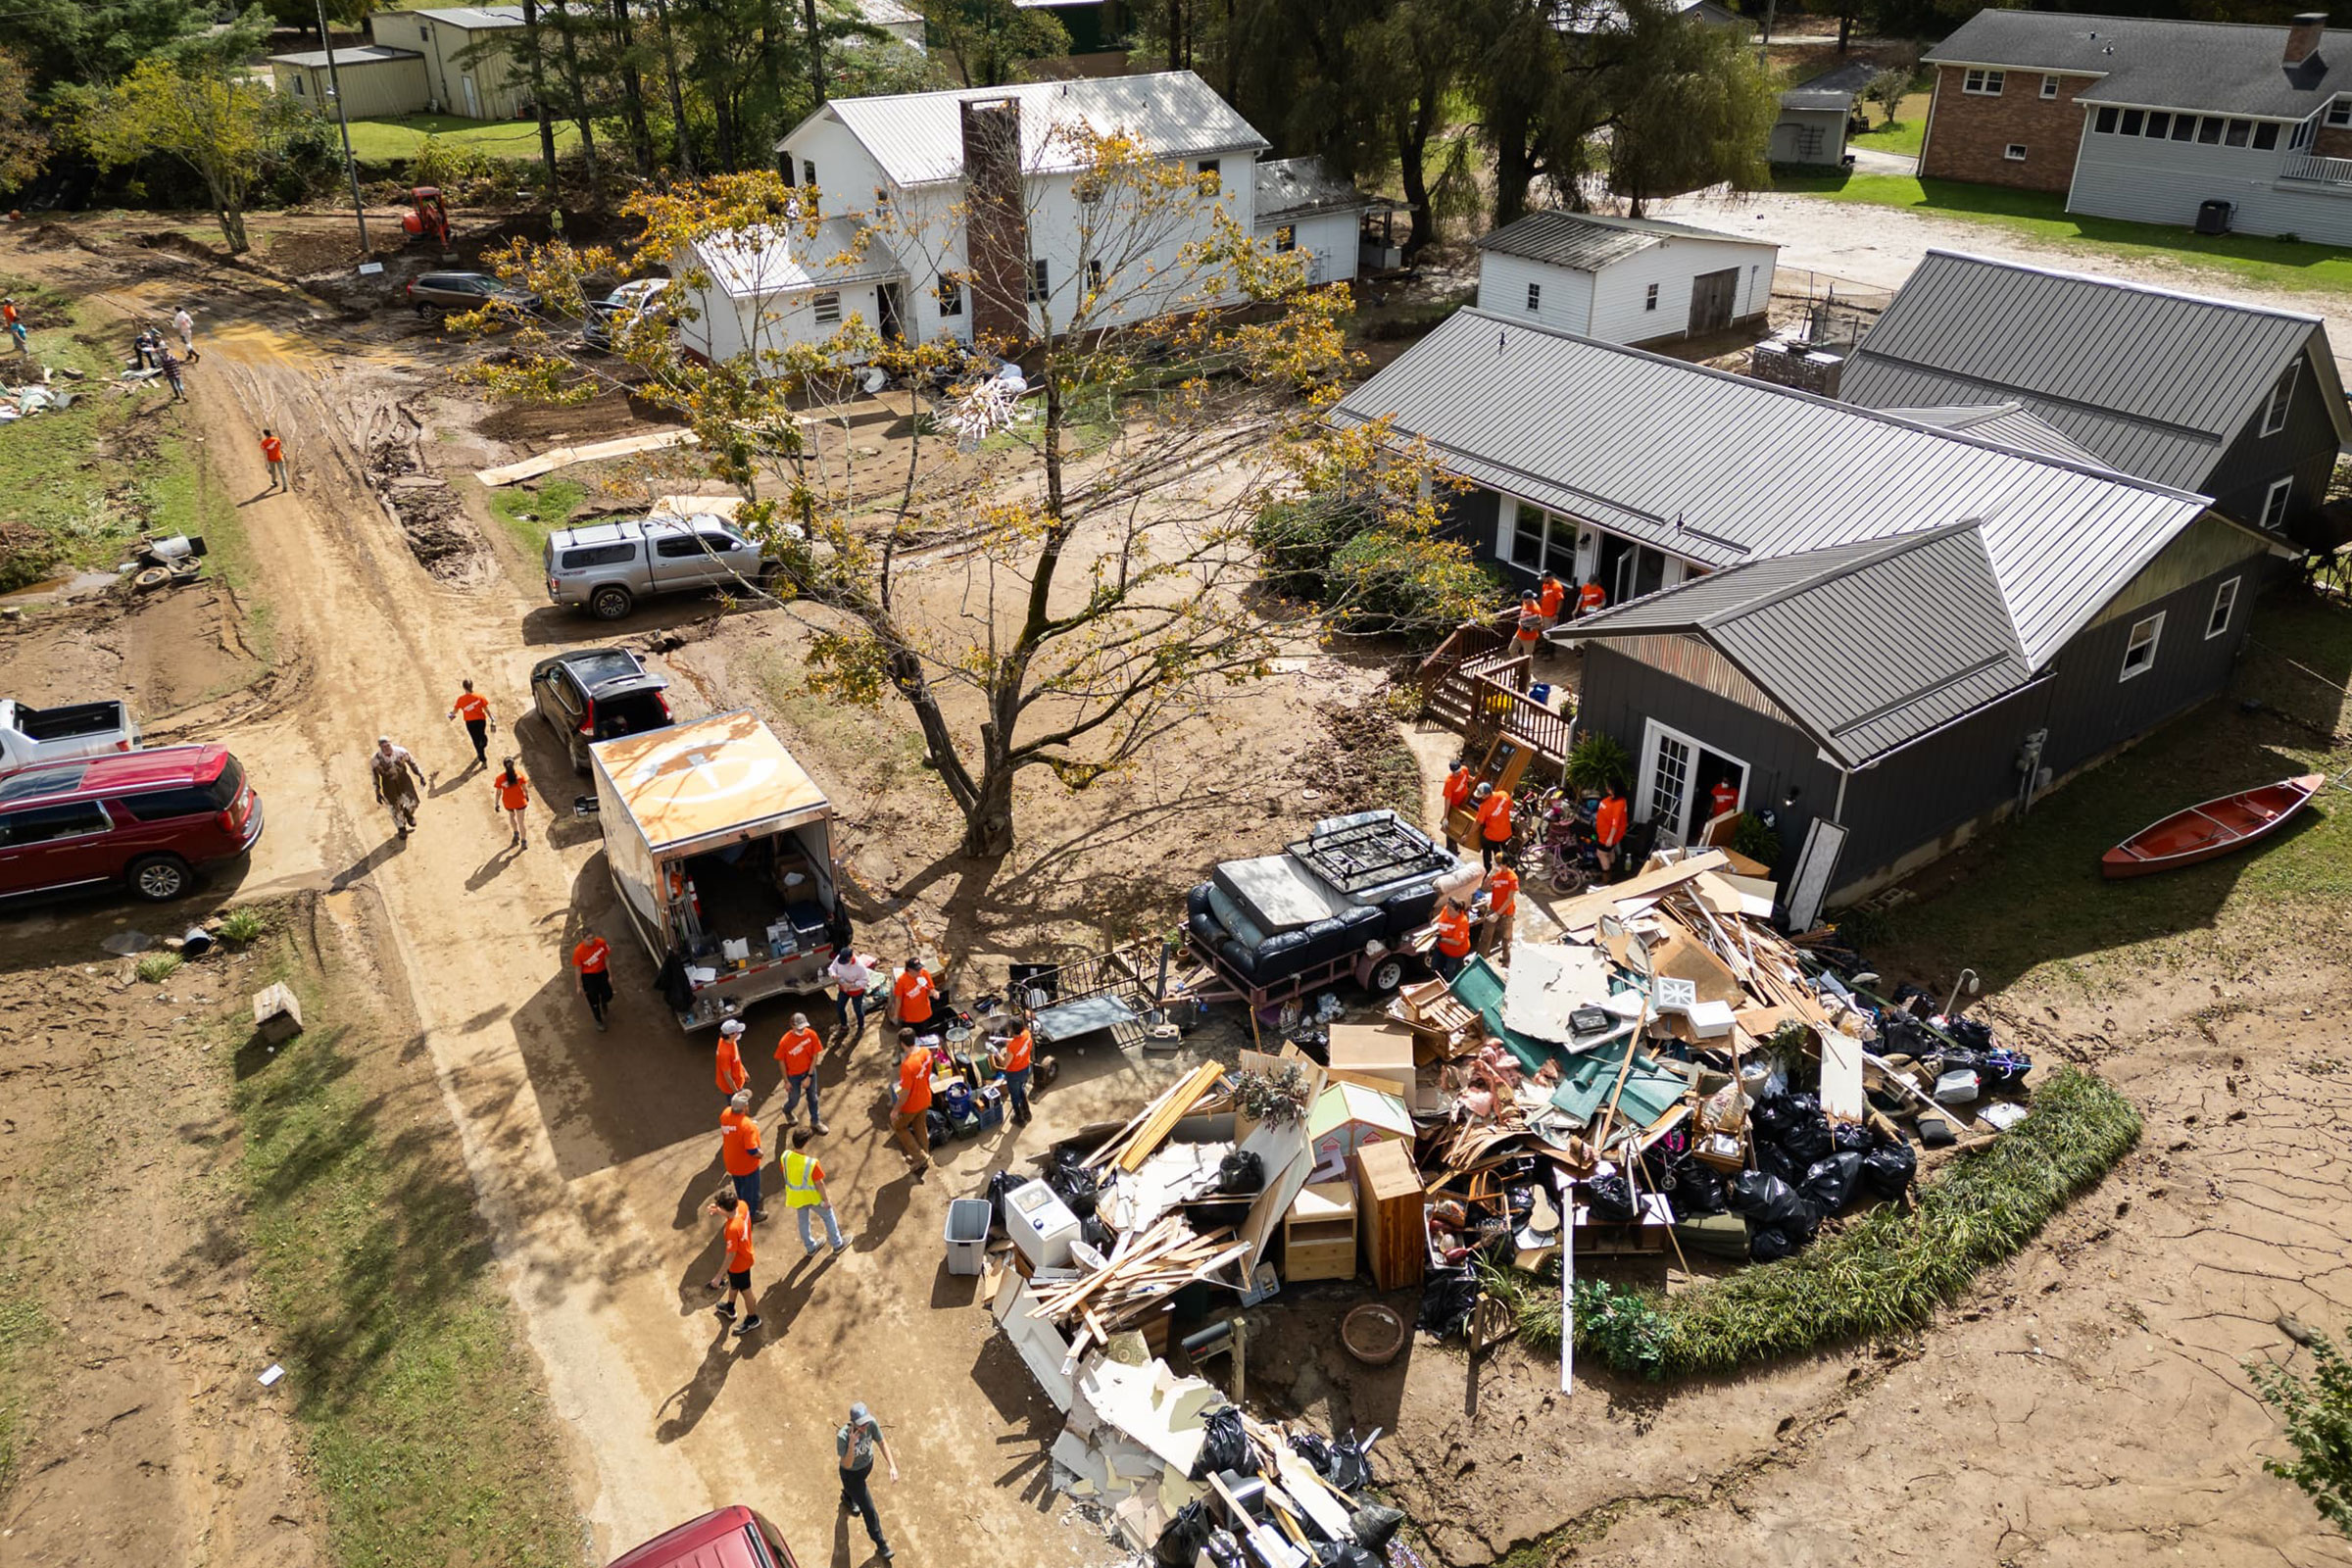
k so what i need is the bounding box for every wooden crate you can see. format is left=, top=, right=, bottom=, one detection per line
left=1351, top=1139, right=1427, bottom=1291
left=1283, top=1181, right=1357, bottom=1283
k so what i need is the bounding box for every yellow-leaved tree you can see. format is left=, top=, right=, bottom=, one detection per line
left=471, top=113, right=1483, bottom=858
left=74, top=59, right=299, bottom=255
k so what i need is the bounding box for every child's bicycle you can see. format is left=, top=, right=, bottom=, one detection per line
left=1519, top=789, right=1603, bottom=894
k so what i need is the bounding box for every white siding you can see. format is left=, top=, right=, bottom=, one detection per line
left=778, top=115, right=893, bottom=218
left=1255, top=208, right=1363, bottom=283
left=2069, top=115, right=2352, bottom=245
left=1474, top=252, right=1599, bottom=335
left=679, top=280, right=886, bottom=365
left=1588, top=237, right=1777, bottom=345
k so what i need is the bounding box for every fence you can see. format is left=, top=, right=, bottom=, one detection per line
left=1766, top=267, right=1893, bottom=349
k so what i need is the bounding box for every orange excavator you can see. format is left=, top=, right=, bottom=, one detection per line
left=401, top=186, right=452, bottom=253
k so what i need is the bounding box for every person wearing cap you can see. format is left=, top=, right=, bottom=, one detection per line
left=775, top=1011, right=826, bottom=1134
left=1, top=297, right=24, bottom=353
left=1431, top=898, right=1473, bottom=980
left=1478, top=862, right=1520, bottom=962
left=828, top=947, right=875, bottom=1043
left=889, top=1027, right=933, bottom=1178
left=715, top=1016, right=749, bottom=1103
left=891, top=956, right=935, bottom=1031
left=837, top=1401, right=900, bottom=1560
left=991, top=1010, right=1036, bottom=1127
left=1475, top=782, right=1515, bottom=871
left=782, top=1125, right=843, bottom=1255
left=704, top=1190, right=761, bottom=1336
left=719, top=1088, right=768, bottom=1221
left=1440, top=759, right=1473, bottom=847
left=1511, top=589, right=1544, bottom=655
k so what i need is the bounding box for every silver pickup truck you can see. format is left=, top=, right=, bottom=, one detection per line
left=0, top=697, right=138, bottom=774
left=542, top=514, right=778, bottom=620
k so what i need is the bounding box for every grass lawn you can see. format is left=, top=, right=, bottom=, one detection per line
left=231, top=942, right=582, bottom=1568
left=0, top=1250, right=50, bottom=1493
left=1846, top=92, right=1929, bottom=158
left=341, top=114, right=577, bottom=165
left=1867, top=589, right=2352, bottom=996
left=1771, top=170, right=2352, bottom=298
left=486, top=474, right=589, bottom=556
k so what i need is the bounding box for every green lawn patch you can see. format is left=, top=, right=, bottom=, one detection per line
left=342, top=114, right=577, bottom=165
left=487, top=475, right=589, bottom=555
left=232, top=955, right=581, bottom=1568
left=0, top=1255, right=52, bottom=1494
left=1771, top=172, right=2352, bottom=298
left=1847, top=93, right=1929, bottom=158
left=1493, top=1066, right=2141, bottom=1378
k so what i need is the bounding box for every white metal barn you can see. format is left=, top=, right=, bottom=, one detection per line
left=1250, top=157, right=1374, bottom=285
left=1472, top=210, right=1780, bottom=347
left=670, top=220, right=904, bottom=367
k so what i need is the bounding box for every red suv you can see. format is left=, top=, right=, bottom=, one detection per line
left=608, top=1507, right=801, bottom=1568
left=0, top=744, right=263, bottom=904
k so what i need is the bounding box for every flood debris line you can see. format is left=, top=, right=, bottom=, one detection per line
left=1, top=366, right=78, bottom=419
left=363, top=403, right=486, bottom=582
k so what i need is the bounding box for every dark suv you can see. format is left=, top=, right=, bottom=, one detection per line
left=529, top=648, right=673, bottom=773
left=406, top=270, right=542, bottom=318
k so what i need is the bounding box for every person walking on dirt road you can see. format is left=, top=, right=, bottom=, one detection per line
left=572, top=929, right=613, bottom=1031
left=890, top=1028, right=933, bottom=1179
left=492, top=757, right=530, bottom=848
left=704, top=1191, right=762, bottom=1337
left=719, top=1088, right=768, bottom=1221
left=370, top=736, right=424, bottom=837
left=775, top=1012, right=827, bottom=1134
left=157, top=344, right=185, bottom=404
left=715, top=1016, right=750, bottom=1103
left=260, top=428, right=288, bottom=492
left=782, top=1127, right=844, bottom=1255
left=449, top=680, right=493, bottom=768
left=172, top=307, right=199, bottom=364
left=837, top=1402, right=900, bottom=1560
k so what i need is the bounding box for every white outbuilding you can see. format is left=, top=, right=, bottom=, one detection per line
left=1472, top=210, right=1780, bottom=348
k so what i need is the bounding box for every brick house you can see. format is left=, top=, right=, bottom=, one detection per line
left=1919, top=10, right=2352, bottom=243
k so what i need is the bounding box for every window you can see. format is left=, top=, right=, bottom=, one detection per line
left=2173, top=114, right=2196, bottom=142
left=937, top=271, right=963, bottom=318
left=2263, top=364, right=2297, bottom=434
left=2197, top=116, right=2223, bottom=144
left=810, top=291, right=842, bottom=325
left=2226, top=119, right=2252, bottom=146
left=2040, top=73, right=2060, bottom=99
left=0, top=802, right=112, bottom=847
left=1526, top=281, right=1543, bottom=313
left=291, top=74, right=307, bottom=95
left=655, top=533, right=711, bottom=559
left=1274, top=224, right=1296, bottom=252
left=560, top=542, right=636, bottom=568
left=1644, top=282, right=1659, bottom=311
left=2255, top=122, right=2280, bottom=150
left=2207, top=575, right=2241, bottom=639
left=2144, top=113, right=2168, bottom=138
left=2120, top=109, right=2143, bottom=136
left=1028, top=259, right=1050, bottom=303
left=1507, top=506, right=1579, bottom=572
left=2291, top=118, right=2315, bottom=150
left=2095, top=106, right=2118, bottom=133
left=118, top=780, right=240, bottom=820
left=1196, top=158, right=1221, bottom=193
left=778, top=152, right=796, bottom=184
left=1963, top=68, right=2005, bottom=95
left=2262, top=475, right=2293, bottom=529
left=801, top=161, right=816, bottom=189
left=1086, top=257, right=1103, bottom=292
left=2120, top=612, right=2164, bottom=681
left=1793, top=124, right=1824, bottom=157
left=2331, top=98, right=2352, bottom=127
left=2004, top=143, right=2028, bottom=161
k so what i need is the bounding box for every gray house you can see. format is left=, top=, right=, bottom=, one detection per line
left=1842, top=250, right=2350, bottom=546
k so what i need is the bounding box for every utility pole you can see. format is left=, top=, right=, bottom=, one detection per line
left=313, top=0, right=371, bottom=255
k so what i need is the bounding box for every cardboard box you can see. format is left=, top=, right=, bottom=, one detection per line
left=1325, top=1021, right=1416, bottom=1096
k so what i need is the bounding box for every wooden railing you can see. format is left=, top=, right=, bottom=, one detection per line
left=1418, top=617, right=1576, bottom=765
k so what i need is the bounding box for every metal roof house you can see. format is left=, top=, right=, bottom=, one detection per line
left=774, top=72, right=1271, bottom=347
left=364, top=5, right=529, bottom=120
left=1842, top=250, right=2351, bottom=545
left=669, top=220, right=909, bottom=366
left=1919, top=9, right=2352, bottom=243
left=1251, top=157, right=1378, bottom=286
left=1472, top=210, right=1779, bottom=348
left=267, top=45, right=427, bottom=121
left=1337, top=306, right=2288, bottom=901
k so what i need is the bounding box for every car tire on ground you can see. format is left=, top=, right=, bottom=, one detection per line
left=126, top=854, right=193, bottom=903
left=569, top=736, right=590, bottom=776
left=589, top=584, right=633, bottom=620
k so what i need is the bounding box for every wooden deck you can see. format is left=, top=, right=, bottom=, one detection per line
left=1416, top=616, right=1575, bottom=765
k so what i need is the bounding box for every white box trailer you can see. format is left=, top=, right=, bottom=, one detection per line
left=592, top=710, right=843, bottom=1030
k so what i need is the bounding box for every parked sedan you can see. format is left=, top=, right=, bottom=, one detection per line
left=529, top=647, right=673, bottom=773
left=406, top=270, right=542, bottom=318
left=0, top=744, right=263, bottom=905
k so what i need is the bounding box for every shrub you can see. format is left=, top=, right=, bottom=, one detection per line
left=2251, top=1330, right=2352, bottom=1536
left=217, top=907, right=270, bottom=946
left=1250, top=496, right=1355, bottom=602
left=134, top=952, right=183, bottom=984
left=1730, top=809, right=1783, bottom=869
left=1565, top=730, right=1632, bottom=798
left=1325, top=528, right=1497, bottom=641
left=408, top=134, right=501, bottom=191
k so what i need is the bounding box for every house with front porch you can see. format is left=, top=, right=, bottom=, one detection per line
left=1920, top=8, right=2352, bottom=244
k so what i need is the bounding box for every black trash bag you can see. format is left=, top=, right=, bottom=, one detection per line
left=1317, top=1547, right=1382, bottom=1568
left=1779, top=1094, right=1834, bottom=1163
left=1752, top=1140, right=1804, bottom=1187
left=1216, top=1150, right=1265, bottom=1196
left=1349, top=1504, right=1406, bottom=1551
left=1585, top=1171, right=1639, bottom=1223
left=1045, top=1152, right=1100, bottom=1219
left=1916, top=1115, right=1958, bottom=1148
left=1859, top=1140, right=1917, bottom=1199
left=1726, top=1170, right=1806, bottom=1227
left=985, top=1168, right=1022, bottom=1234
left=1324, top=1430, right=1374, bottom=1492
left=1190, top=1404, right=1256, bottom=1481
left=1831, top=1121, right=1873, bottom=1154
left=1983, top=1047, right=2033, bottom=1092
left=1289, top=1432, right=1334, bottom=1475
left=1668, top=1154, right=1727, bottom=1216
left=1418, top=1266, right=1479, bottom=1338
left=1786, top=1193, right=1825, bottom=1242
left=925, top=1107, right=954, bottom=1146
left=1749, top=1222, right=1806, bottom=1262
left=1945, top=1014, right=1996, bottom=1053
left=1155, top=1501, right=1215, bottom=1568
left=1749, top=1088, right=1799, bottom=1142
left=1079, top=1214, right=1115, bottom=1252
left=1801, top=1151, right=1864, bottom=1214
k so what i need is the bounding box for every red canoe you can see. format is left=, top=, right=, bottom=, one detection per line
left=2101, top=773, right=2326, bottom=878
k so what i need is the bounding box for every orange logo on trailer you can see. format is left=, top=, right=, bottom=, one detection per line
left=626, top=748, right=784, bottom=808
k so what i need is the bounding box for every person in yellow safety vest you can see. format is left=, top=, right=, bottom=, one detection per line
left=781, top=1126, right=845, bottom=1256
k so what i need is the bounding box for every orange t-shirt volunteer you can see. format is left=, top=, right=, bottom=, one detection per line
left=1709, top=779, right=1739, bottom=818
left=715, top=1035, right=748, bottom=1093
left=1, top=303, right=18, bottom=325
left=775, top=1026, right=822, bottom=1078
left=893, top=967, right=935, bottom=1025
left=1434, top=906, right=1472, bottom=958
left=493, top=771, right=529, bottom=811
left=260, top=435, right=284, bottom=465
left=1577, top=581, right=1606, bottom=614
left=1485, top=866, right=1519, bottom=920
left=1000, top=1027, right=1034, bottom=1074
left=1595, top=795, right=1629, bottom=848
left=1476, top=790, right=1513, bottom=844
left=454, top=691, right=490, bottom=723
left=719, top=1108, right=763, bottom=1177
left=1442, top=768, right=1473, bottom=810
left=897, top=1046, right=934, bottom=1114
left=1538, top=577, right=1567, bottom=618
left=572, top=936, right=610, bottom=974
left=722, top=1202, right=755, bottom=1271
left=1513, top=605, right=1543, bottom=644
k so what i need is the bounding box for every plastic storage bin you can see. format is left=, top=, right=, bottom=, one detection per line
left=944, top=1198, right=993, bottom=1276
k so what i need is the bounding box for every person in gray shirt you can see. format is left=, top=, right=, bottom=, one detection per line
left=837, top=1401, right=901, bottom=1560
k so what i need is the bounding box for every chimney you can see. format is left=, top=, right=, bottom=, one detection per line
left=2285, top=11, right=2327, bottom=66
left=959, top=97, right=1031, bottom=347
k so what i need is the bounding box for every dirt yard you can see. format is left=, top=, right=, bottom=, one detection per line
left=1, top=212, right=2348, bottom=1568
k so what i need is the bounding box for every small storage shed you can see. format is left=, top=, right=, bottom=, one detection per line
left=269, top=46, right=429, bottom=120
left=671, top=220, right=907, bottom=367
left=1473, top=210, right=1780, bottom=347
left=1251, top=156, right=1375, bottom=286
left=1305, top=1081, right=1412, bottom=1183
left=1771, top=59, right=1877, bottom=168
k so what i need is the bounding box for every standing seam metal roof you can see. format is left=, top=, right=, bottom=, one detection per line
left=1475, top=208, right=1778, bottom=272
left=1252, top=157, right=1375, bottom=222
left=1876, top=402, right=2116, bottom=469
left=1327, top=306, right=2211, bottom=671
left=407, top=5, right=524, bottom=26
left=1925, top=10, right=2352, bottom=119
left=786, top=71, right=1269, bottom=188
left=1841, top=249, right=2348, bottom=492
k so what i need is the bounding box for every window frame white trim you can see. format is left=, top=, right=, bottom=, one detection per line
left=2003, top=143, right=2028, bottom=161
left=2262, top=363, right=2298, bottom=436
left=1643, top=282, right=1659, bottom=312
left=810, top=290, right=842, bottom=325
left=2119, top=610, right=2164, bottom=682
left=2329, top=96, right=2352, bottom=127
left=1962, top=68, right=2006, bottom=96
left=2261, top=474, right=2293, bottom=529
left=2205, top=575, right=2241, bottom=640
left=1525, top=280, right=1542, bottom=313
left=2039, top=74, right=2060, bottom=99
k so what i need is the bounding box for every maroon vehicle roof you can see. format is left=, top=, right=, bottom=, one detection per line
left=0, top=745, right=231, bottom=808
left=606, top=1506, right=788, bottom=1568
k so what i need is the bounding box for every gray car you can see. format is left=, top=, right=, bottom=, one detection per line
left=406, top=270, right=542, bottom=318
left=543, top=515, right=775, bottom=620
